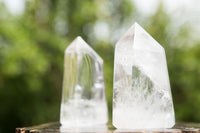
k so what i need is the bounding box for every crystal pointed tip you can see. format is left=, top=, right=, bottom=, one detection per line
left=65, top=37, right=103, bottom=63
left=133, top=22, right=143, bottom=30
left=133, top=22, right=139, bottom=26
left=73, top=36, right=86, bottom=44
left=75, top=36, right=84, bottom=42
left=65, top=36, right=86, bottom=53
left=77, top=36, right=82, bottom=39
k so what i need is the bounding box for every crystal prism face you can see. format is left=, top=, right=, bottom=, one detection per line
left=113, top=23, right=175, bottom=129
left=60, top=36, right=108, bottom=127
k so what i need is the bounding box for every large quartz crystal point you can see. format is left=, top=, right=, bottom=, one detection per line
left=113, top=22, right=175, bottom=129
left=60, top=36, right=108, bottom=127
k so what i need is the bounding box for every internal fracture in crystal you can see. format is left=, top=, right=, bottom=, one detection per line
left=60, top=36, right=108, bottom=127
left=113, top=22, right=175, bottom=129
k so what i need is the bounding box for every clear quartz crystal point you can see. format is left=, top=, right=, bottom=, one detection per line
left=113, top=22, right=175, bottom=129
left=60, top=36, right=108, bottom=127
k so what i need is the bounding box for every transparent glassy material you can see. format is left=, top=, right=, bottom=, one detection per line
left=113, top=23, right=175, bottom=129
left=60, top=36, right=108, bottom=127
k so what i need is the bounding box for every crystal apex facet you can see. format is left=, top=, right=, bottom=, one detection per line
left=65, top=36, right=103, bottom=63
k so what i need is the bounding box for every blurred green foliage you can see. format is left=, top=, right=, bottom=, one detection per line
left=0, top=0, right=200, bottom=133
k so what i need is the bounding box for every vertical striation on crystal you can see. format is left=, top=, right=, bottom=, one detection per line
left=113, top=22, right=175, bottom=129
left=60, top=36, right=108, bottom=127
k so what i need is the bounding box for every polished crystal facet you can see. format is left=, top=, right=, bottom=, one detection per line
left=113, top=22, right=175, bottom=129
left=60, top=36, right=108, bottom=127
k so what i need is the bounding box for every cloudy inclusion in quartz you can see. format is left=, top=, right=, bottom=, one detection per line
left=113, top=23, right=175, bottom=129
left=60, top=36, right=108, bottom=127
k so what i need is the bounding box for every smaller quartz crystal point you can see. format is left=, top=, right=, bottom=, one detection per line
left=60, top=36, right=108, bottom=127
left=113, top=22, right=175, bottom=129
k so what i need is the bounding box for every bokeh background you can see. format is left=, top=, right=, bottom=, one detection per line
left=1, top=0, right=200, bottom=132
